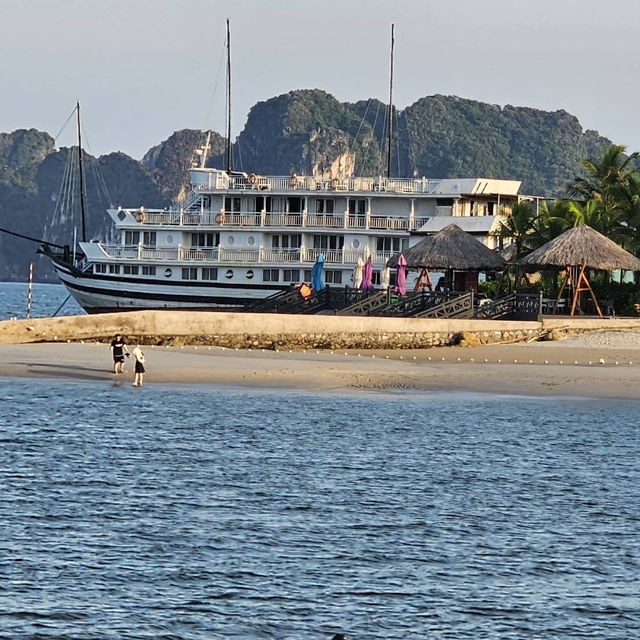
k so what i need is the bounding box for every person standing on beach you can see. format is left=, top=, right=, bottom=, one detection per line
left=110, top=334, right=130, bottom=374
left=132, top=344, right=146, bottom=387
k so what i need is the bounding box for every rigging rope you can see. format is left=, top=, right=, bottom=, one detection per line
left=349, top=98, right=373, bottom=176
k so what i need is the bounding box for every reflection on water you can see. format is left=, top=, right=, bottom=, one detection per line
left=0, top=381, right=638, bottom=639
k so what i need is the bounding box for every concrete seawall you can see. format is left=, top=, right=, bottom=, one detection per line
left=1, top=311, right=640, bottom=349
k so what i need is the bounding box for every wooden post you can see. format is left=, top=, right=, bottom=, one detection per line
left=27, top=262, right=33, bottom=318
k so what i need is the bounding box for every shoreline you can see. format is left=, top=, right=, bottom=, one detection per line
left=1, top=338, right=640, bottom=401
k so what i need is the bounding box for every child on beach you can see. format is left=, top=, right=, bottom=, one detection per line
left=132, top=344, right=145, bottom=387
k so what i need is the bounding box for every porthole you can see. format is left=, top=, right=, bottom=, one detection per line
left=247, top=236, right=255, bottom=246
left=164, top=268, right=172, bottom=278
left=227, top=235, right=235, bottom=246
left=166, top=235, right=174, bottom=244
left=246, top=270, right=254, bottom=280
left=352, top=239, right=360, bottom=249
left=225, top=269, right=233, bottom=279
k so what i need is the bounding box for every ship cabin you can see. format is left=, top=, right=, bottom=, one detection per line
left=82, top=168, right=533, bottom=289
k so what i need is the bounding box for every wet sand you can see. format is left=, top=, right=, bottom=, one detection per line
left=1, top=333, right=639, bottom=400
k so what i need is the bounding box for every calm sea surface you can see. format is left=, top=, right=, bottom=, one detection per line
left=0, top=378, right=638, bottom=640
left=0, top=282, right=83, bottom=320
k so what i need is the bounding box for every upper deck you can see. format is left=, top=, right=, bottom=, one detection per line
left=186, top=168, right=522, bottom=199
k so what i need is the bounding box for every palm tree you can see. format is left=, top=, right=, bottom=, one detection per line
left=566, top=144, right=640, bottom=209
left=499, top=200, right=536, bottom=258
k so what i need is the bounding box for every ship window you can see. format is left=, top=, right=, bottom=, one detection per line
left=247, top=236, right=255, bottom=246
left=348, top=199, right=366, bottom=215
left=304, top=269, right=312, bottom=282
left=351, top=239, right=360, bottom=249
left=94, top=264, right=107, bottom=274
left=124, top=231, right=140, bottom=245
left=123, top=265, right=139, bottom=275
left=255, top=196, right=272, bottom=212
left=225, top=269, right=233, bottom=279
left=142, top=266, right=156, bottom=276
left=283, top=269, right=300, bottom=282
left=191, top=232, right=218, bottom=247
left=182, top=268, right=198, bottom=280
left=263, top=268, right=280, bottom=282
left=376, top=236, right=403, bottom=252
left=164, top=268, right=172, bottom=278
left=313, top=235, right=344, bottom=250
left=143, top=231, right=156, bottom=247
left=287, top=197, right=302, bottom=213
left=316, top=198, right=335, bottom=214
left=325, top=270, right=343, bottom=284
left=202, top=267, right=218, bottom=281
left=272, top=234, right=301, bottom=250
left=227, top=236, right=235, bottom=246
left=246, top=269, right=254, bottom=280
left=224, top=197, right=241, bottom=213
left=108, top=264, right=120, bottom=274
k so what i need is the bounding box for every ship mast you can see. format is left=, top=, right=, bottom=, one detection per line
left=225, top=18, right=232, bottom=173
left=76, top=101, right=87, bottom=242
left=386, top=23, right=395, bottom=179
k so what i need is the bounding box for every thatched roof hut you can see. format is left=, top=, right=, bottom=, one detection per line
left=519, top=224, right=640, bottom=271
left=387, top=224, right=506, bottom=271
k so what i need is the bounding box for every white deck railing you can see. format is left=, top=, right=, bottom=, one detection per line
left=96, top=244, right=395, bottom=266
left=122, top=208, right=427, bottom=232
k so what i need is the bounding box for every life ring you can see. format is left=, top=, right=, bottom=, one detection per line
left=134, top=208, right=145, bottom=223
left=248, top=173, right=258, bottom=185
left=215, top=212, right=225, bottom=224
left=289, top=174, right=298, bottom=188
left=330, top=177, right=340, bottom=189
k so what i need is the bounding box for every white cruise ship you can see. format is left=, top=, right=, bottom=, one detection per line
left=43, top=167, right=524, bottom=313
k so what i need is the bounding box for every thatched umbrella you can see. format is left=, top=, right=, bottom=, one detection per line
left=519, top=224, right=640, bottom=316
left=387, top=224, right=505, bottom=292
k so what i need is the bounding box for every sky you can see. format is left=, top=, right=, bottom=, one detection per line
left=1, top=0, right=638, bottom=161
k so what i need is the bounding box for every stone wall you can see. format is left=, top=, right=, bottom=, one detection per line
left=1, top=310, right=639, bottom=348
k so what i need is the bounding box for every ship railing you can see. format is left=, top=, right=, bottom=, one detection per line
left=99, top=243, right=394, bottom=265
left=410, top=217, right=430, bottom=230
left=264, top=213, right=303, bottom=227
left=139, top=246, right=179, bottom=260
left=305, top=214, right=345, bottom=228
left=221, top=175, right=442, bottom=194
left=218, top=213, right=262, bottom=227
left=141, top=210, right=182, bottom=224
left=260, top=249, right=301, bottom=262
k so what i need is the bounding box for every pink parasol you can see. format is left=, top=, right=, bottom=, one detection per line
left=394, top=254, right=407, bottom=295
left=361, top=257, right=373, bottom=291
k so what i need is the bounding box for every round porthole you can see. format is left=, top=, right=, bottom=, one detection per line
left=225, top=269, right=233, bottom=279
left=247, top=236, right=255, bottom=246
left=352, top=238, right=360, bottom=249
left=166, top=235, right=174, bottom=244
left=246, top=270, right=254, bottom=279
left=164, top=268, right=172, bottom=278
left=227, top=235, right=235, bottom=246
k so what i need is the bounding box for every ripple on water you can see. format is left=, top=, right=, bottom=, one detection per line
left=0, top=380, right=638, bottom=639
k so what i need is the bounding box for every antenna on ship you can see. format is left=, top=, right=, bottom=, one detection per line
left=225, top=18, right=232, bottom=173
left=386, top=23, right=395, bottom=179
left=76, top=101, right=87, bottom=242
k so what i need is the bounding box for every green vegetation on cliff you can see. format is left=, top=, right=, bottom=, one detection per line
left=0, top=91, right=620, bottom=281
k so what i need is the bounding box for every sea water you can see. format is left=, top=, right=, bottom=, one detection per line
left=0, top=282, right=83, bottom=320
left=0, top=379, right=638, bottom=639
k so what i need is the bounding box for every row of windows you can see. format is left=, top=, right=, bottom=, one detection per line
left=95, top=264, right=157, bottom=275
left=223, top=196, right=366, bottom=215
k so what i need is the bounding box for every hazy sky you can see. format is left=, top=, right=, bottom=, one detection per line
left=2, top=0, right=638, bottom=161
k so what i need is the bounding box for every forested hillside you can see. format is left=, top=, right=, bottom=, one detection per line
left=0, top=91, right=614, bottom=281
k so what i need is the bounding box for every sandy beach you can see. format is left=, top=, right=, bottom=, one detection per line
left=1, top=330, right=640, bottom=400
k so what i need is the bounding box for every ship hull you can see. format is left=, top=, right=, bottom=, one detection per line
left=48, top=255, right=285, bottom=313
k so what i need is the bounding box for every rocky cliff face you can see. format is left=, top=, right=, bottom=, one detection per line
left=0, top=91, right=613, bottom=281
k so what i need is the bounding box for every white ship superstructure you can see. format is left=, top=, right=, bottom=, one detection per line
left=45, top=167, right=524, bottom=313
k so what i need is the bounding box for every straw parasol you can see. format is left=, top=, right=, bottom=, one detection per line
left=387, top=224, right=506, bottom=271
left=519, top=223, right=640, bottom=272
left=519, top=224, right=640, bottom=316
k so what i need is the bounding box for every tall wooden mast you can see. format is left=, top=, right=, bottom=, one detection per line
left=225, top=18, right=232, bottom=174
left=76, top=101, right=87, bottom=242
left=386, top=23, right=395, bottom=179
